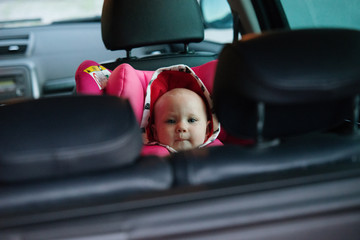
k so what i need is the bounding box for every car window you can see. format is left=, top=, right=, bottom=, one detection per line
left=200, top=0, right=234, bottom=43
left=280, top=0, right=360, bottom=30
left=0, top=0, right=103, bottom=28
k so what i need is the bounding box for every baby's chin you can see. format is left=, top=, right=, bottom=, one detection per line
left=172, top=140, right=194, bottom=151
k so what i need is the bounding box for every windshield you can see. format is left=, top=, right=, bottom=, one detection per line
left=0, top=0, right=103, bottom=28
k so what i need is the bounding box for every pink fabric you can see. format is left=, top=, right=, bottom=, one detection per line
left=141, top=138, right=223, bottom=156
left=75, top=60, right=107, bottom=95
left=141, top=145, right=170, bottom=157
left=106, top=64, right=154, bottom=123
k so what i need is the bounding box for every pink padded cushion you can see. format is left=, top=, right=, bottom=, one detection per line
left=75, top=60, right=109, bottom=95
left=106, top=64, right=154, bottom=123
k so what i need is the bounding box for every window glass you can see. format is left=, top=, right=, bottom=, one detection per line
left=280, top=0, right=360, bottom=30
left=0, top=0, right=103, bottom=28
left=201, top=0, right=232, bottom=29
left=200, top=0, right=234, bottom=43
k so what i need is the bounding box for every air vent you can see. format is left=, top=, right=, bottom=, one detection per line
left=0, top=45, right=27, bottom=55
left=0, top=34, right=30, bottom=56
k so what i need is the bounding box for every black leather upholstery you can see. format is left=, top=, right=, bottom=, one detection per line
left=214, top=29, right=360, bottom=140
left=0, top=96, right=142, bottom=182
left=102, top=0, right=204, bottom=51
left=171, top=133, right=360, bottom=186
left=100, top=0, right=217, bottom=70
left=0, top=156, right=171, bottom=217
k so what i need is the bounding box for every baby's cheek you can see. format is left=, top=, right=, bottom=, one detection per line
left=194, top=127, right=208, bottom=144
left=158, top=127, right=175, bottom=144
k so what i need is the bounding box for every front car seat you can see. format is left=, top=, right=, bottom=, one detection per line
left=100, top=0, right=218, bottom=70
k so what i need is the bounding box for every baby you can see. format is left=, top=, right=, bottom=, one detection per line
left=140, top=64, right=222, bottom=155
left=152, top=88, right=210, bottom=151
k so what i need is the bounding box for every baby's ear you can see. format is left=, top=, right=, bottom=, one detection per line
left=206, top=120, right=211, bottom=138
left=151, top=124, right=158, bottom=140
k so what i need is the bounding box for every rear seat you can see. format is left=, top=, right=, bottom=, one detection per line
left=169, top=28, right=360, bottom=186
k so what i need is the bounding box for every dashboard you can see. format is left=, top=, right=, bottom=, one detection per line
left=0, top=22, right=128, bottom=102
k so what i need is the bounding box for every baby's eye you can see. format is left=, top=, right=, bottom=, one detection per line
left=188, top=118, right=197, bottom=123
left=166, top=119, right=176, bottom=124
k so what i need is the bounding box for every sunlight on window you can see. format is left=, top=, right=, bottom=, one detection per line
left=0, top=0, right=103, bottom=28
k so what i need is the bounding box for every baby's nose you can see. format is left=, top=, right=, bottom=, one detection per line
left=177, top=128, right=186, bottom=132
left=176, top=122, right=187, bottom=132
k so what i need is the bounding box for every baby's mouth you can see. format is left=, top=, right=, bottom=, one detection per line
left=173, top=137, right=192, bottom=151
left=176, top=138, right=187, bottom=142
left=175, top=135, right=188, bottom=142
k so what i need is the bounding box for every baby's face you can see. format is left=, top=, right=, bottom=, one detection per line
left=152, top=88, right=209, bottom=151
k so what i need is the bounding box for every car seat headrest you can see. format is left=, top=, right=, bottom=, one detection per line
left=0, top=96, right=142, bottom=182
left=101, top=0, right=204, bottom=51
left=214, top=28, right=360, bottom=141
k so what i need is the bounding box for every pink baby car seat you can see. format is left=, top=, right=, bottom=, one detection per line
left=75, top=60, right=225, bottom=156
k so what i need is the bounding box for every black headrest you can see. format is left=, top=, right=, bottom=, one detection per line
left=0, top=96, right=142, bottom=182
left=101, top=0, right=204, bottom=51
left=214, top=29, right=360, bottom=140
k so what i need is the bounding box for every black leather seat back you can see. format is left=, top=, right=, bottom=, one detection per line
left=100, top=0, right=217, bottom=70
left=214, top=29, right=360, bottom=141
left=102, top=0, right=204, bottom=51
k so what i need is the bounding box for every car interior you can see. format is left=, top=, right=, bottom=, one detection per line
left=0, top=0, right=360, bottom=239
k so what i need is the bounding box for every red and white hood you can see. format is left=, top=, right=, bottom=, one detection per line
left=140, top=64, right=220, bottom=153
